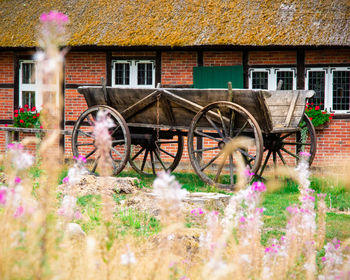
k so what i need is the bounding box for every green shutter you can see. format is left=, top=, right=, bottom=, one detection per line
left=193, top=65, right=244, bottom=89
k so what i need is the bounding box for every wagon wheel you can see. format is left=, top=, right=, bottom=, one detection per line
left=258, top=113, right=317, bottom=177
left=188, top=101, right=263, bottom=189
left=129, top=130, right=183, bottom=175
left=72, top=105, right=131, bottom=175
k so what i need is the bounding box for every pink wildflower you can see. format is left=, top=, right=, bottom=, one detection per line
left=40, top=11, right=68, bottom=24
left=74, top=210, right=82, bottom=220
left=62, top=176, right=69, bottom=184
left=0, top=188, right=7, bottom=205
left=14, top=206, right=24, bottom=218
left=14, top=176, right=21, bottom=184
left=251, top=181, right=266, bottom=192
left=239, top=216, right=246, bottom=223
left=255, top=207, right=264, bottom=213
left=243, top=166, right=255, bottom=178
left=299, top=151, right=311, bottom=157
left=321, top=256, right=327, bottom=262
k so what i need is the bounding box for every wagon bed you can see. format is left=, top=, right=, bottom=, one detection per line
left=73, top=85, right=316, bottom=189
left=78, top=87, right=314, bottom=133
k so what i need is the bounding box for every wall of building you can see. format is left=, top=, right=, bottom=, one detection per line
left=0, top=48, right=349, bottom=171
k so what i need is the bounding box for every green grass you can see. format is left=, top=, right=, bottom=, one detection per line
left=58, top=168, right=350, bottom=244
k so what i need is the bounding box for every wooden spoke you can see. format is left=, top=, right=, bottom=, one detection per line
left=86, top=115, right=95, bottom=126
left=205, top=115, right=224, bottom=138
left=214, top=154, right=227, bottom=183
left=131, top=147, right=145, bottom=161
left=217, top=109, right=228, bottom=137
left=238, top=148, right=255, bottom=160
left=111, top=147, right=123, bottom=159
left=76, top=142, right=94, bottom=146
left=229, top=109, right=235, bottom=137
left=85, top=148, right=97, bottom=159
left=229, top=155, right=234, bottom=185
left=112, top=139, right=125, bottom=145
left=194, top=146, right=219, bottom=153
left=234, top=120, right=248, bottom=138
left=159, top=147, right=176, bottom=158
left=91, top=157, right=99, bottom=173
left=200, top=152, right=222, bottom=171
left=277, top=150, right=286, bottom=165
left=281, top=147, right=299, bottom=159
left=259, top=150, right=272, bottom=177
left=78, top=129, right=93, bottom=138
left=141, top=150, right=149, bottom=172
left=150, top=150, right=156, bottom=174
left=273, top=151, right=277, bottom=165
left=154, top=149, right=167, bottom=171
left=280, top=132, right=295, bottom=141
left=194, top=130, right=220, bottom=142
left=110, top=125, right=120, bottom=136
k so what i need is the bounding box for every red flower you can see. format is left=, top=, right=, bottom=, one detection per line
left=311, top=103, right=314, bottom=105
left=322, top=111, right=326, bottom=114
left=14, top=114, right=18, bottom=118
left=24, top=104, right=28, bottom=108
left=309, top=117, right=313, bottom=120
left=320, top=102, right=323, bottom=105
left=308, top=107, right=312, bottom=110
left=306, top=103, right=309, bottom=106
left=20, top=119, right=24, bottom=123
left=315, top=106, right=320, bottom=111
left=4, top=124, right=8, bottom=127
left=36, top=113, right=40, bottom=117
left=20, top=108, right=24, bottom=112
left=31, top=106, right=36, bottom=111
left=27, top=108, right=30, bottom=112
left=331, top=114, right=334, bottom=116
left=33, top=116, right=36, bottom=119
left=329, top=116, right=332, bottom=120
left=40, top=125, right=43, bottom=129
left=14, top=109, right=18, bottom=113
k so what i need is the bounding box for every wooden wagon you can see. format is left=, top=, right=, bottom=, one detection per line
left=73, top=82, right=316, bottom=189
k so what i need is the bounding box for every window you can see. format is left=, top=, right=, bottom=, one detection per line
left=249, top=68, right=296, bottom=90
left=19, top=61, right=39, bottom=108
left=112, top=60, right=155, bottom=87
left=306, top=67, right=350, bottom=113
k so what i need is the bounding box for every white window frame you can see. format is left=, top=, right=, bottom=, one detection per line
left=306, top=67, right=350, bottom=114
left=19, top=60, right=42, bottom=109
left=248, top=67, right=297, bottom=90
left=112, top=60, right=155, bottom=88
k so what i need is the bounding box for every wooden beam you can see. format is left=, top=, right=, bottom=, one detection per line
left=121, top=90, right=159, bottom=120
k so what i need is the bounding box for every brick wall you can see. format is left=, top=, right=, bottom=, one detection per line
left=161, top=51, right=197, bottom=86
left=248, top=51, right=297, bottom=65
left=0, top=52, right=14, bottom=83
left=203, top=51, right=242, bottom=66
left=65, top=52, right=106, bottom=84
left=313, top=120, right=350, bottom=166
left=305, top=49, right=350, bottom=64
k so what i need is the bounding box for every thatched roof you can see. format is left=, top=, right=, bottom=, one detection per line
left=0, top=0, right=349, bottom=48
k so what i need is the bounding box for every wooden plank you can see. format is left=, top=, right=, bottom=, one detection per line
left=160, top=97, right=176, bottom=125
left=121, top=90, right=159, bottom=120
left=284, top=91, right=300, bottom=127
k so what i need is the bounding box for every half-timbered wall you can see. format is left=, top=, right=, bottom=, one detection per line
left=0, top=48, right=349, bottom=167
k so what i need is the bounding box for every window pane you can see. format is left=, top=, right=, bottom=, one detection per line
left=22, top=63, right=35, bottom=84
left=22, top=91, right=35, bottom=108
left=137, top=63, right=153, bottom=85
left=308, top=71, right=325, bottom=109
left=332, top=71, right=350, bottom=111
left=252, top=72, right=268, bottom=89
left=276, top=71, right=294, bottom=90
left=115, top=63, right=130, bottom=85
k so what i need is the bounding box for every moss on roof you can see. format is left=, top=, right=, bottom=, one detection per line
left=0, top=0, right=349, bottom=47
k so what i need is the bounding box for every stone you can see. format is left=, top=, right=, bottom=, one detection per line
left=58, top=175, right=139, bottom=197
